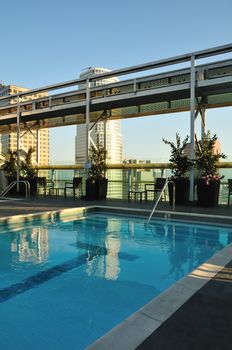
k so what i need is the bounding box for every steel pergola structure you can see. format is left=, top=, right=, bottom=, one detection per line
left=0, top=43, right=232, bottom=198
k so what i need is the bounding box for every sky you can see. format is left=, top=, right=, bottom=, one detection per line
left=1, top=0, right=232, bottom=163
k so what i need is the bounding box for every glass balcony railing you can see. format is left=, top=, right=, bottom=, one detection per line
left=37, top=163, right=232, bottom=205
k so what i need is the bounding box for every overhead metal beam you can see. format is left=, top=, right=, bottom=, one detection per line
left=0, top=44, right=231, bottom=103
left=0, top=61, right=231, bottom=131
left=88, top=44, right=232, bottom=81
left=85, top=79, right=90, bottom=171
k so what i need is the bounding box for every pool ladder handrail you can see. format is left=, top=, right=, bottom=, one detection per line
left=147, top=180, right=175, bottom=224
left=0, top=180, right=31, bottom=199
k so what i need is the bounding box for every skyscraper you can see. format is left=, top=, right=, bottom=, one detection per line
left=75, top=67, right=122, bottom=165
left=75, top=67, right=123, bottom=198
left=0, top=84, right=49, bottom=166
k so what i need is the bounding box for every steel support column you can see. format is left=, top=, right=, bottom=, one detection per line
left=36, top=128, right=40, bottom=164
left=201, top=107, right=206, bottom=139
left=16, top=96, right=21, bottom=192
left=85, top=78, right=90, bottom=174
left=104, top=118, right=107, bottom=149
left=189, top=55, right=196, bottom=201
left=103, top=118, right=107, bottom=178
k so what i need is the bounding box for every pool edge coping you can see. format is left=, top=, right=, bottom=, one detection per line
left=0, top=204, right=231, bottom=226
left=0, top=205, right=96, bottom=226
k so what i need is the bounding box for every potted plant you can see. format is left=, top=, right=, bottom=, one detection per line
left=163, top=134, right=193, bottom=205
left=1, top=149, right=21, bottom=195
left=0, top=150, right=18, bottom=181
left=195, top=132, right=226, bottom=207
left=1, top=147, right=38, bottom=196
left=86, top=143, right=108, bottom=200
left=21, top=147, right=38, bottom=195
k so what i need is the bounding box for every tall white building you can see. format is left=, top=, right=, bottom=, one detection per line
left=75, top=67, right=122, bottom=165
left=75, top=67, right=123, bottom=198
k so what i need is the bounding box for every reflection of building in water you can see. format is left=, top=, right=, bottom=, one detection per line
left=105, top=221, right=121, bottom=280
left=11, top=227, right=49, bottom=263
left=160, top=223, right=225, bottom=281
left=128, top=221, right=135, bottom=238
left=85, top=218, right=121, bottom=280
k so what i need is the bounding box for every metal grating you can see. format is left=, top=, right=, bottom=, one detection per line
left=207, top=66, right=232, bottom=79
left=139, top=78, right=169, bottom=90
left=171, top=98, right=190, bottom=109
left=170, top=73, right=190, bottom=85
left=140, top=102, right=169, bottom=113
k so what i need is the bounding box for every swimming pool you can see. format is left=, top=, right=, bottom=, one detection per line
left=0, top=210, right=231, bottom=349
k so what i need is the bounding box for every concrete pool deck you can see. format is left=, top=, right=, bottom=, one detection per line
left=0, top=196, right=232, bottom=349
left=137, top=258, right=232, bottom=350
left=0, top=196, right=232, bottom=218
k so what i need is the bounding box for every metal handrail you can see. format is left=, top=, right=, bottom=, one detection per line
left=147, top=180, right=175, bottom=224
left=34, top=161, right=232, bottom=170
left=0, top=181, right=31, bottom=199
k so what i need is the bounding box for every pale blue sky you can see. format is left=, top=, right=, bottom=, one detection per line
left=1, top=0, right=232, bottom=162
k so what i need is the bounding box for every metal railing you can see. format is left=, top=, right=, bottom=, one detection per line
left=0, top=181, right=31, bottom=199
left=36, top=162, right=232, bottom=205
left=147, top=181, right=175, bottom=224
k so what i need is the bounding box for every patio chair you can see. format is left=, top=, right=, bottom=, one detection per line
left=64, top=177, right=82, bottom=198
left=228, top=179, right=232, bottom=206
left=145, top=177, right=167, bottom=201
left=37, top=177, right=46, bottom=194
left=37, top=177, right=54, bottom=196
left=128, top=185, right=145, bottom=202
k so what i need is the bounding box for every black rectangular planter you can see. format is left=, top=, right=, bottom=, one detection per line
left=96, top=178, right=108, bottom=200
left=85, top=178, right=108, bottom=200
left=168, top=178, right=190, bottom=205
left=85, top=178, right=97, bottom=200
left=196, top=179, right=220, bottom=207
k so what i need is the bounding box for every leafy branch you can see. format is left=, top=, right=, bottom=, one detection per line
left=88, top=143, right=107, bottom=179
left=163, top=134, right=193, bottom=177
left=195, top=131, right=226, bottom=176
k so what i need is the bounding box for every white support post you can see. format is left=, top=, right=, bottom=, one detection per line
left=104, top=118, right=107, bottom=178
left=51, top=169, right=55, bottom=183
left=128, top=169, right=132, bottom=193
left=36, top=128, right=40, bottom=165
left=85, top=78, right=90, bottom=175
left=104, top=118, right=107, bottom=149
left=201, top=107, right=206, bottom=140
left=189, top=55, right=196, bottom=202
left=16, top=96, right=21, bottom=192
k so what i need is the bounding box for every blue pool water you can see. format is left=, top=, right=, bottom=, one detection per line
left=0, top=212, right=231, bottom=349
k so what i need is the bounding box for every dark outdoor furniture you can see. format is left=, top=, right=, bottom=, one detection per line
left=37, top=177, right=54, bottom=196
left=228, top=179, right=232, bottom=206
left=145, top=177, right=167, bottom=201
left=37, top=177, right=46, bottom=195
left=128, top=190, right=145, bottom=203
left=64, top=177, right=82, bottom=198
left=49, top=187, right=65, bottom=197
